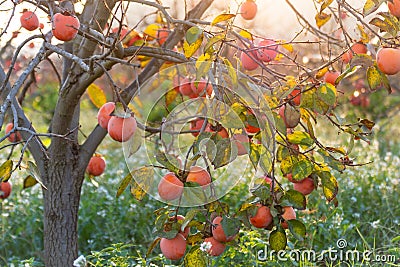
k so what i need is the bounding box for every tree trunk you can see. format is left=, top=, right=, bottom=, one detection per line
left=42, top=146, right=84, bottom=266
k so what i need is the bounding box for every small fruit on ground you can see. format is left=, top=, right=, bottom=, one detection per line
left=52, top=13, right=80, bottom=41
left=158, top=172, right=184, bottom=201
left=241, top=51, right=259, bottom=71
left=107, top=116, right=137, bottom=142
left=204, top=237, right=226, bottom=256
left=5, top=123, right=22, bottom=143
left=0, top=181, right=12, bottom=199
left=212, top=216, right=236, bottom=242
left=293, top=177, right=315, bottom=195
left=376, top=47, right=400, bottom=75
left=324, top=71, right=340, bottom=85
left=186, top=166, right=211, bottom=186
left=258, top=39, right=278, bottom=62
left=86, top=155, right=106, bottom=176
left=160, top=233, right=186, bottom=260
left=20, top=10, right=39, bottom=31
left=281, top=206, right=296, bottom=229
left=249, top=204, right=273, bottom=228
left=97, top=102, right=116, bottom=129
left=240, top=0, right=258, bottom=20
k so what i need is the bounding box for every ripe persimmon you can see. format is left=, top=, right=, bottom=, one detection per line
left=232, top=134, right=249, bottom=156
left=324, top=71, right=340, bottom=85
left=20, top=10, right=39, bottom=31
left=160, top=233, right=186, bottom=260
left=52, top=13, right=80, bottom=41
left=204, top=237, right=226, bottom=256
left=388, top=0, right=400, bottom=17
left=286, top=173, right=306, bottom=183
left=107, top=116, right=137, bottom=142
left=191, top=78, right=213, bottom=97
left=179, top=77, right=195, bottom=97
left=376, top=47, right=400, bottom=75
left=258, top=39, right=278, bottom=62
left=281, top=206, right=296, bottom=229
left=0, top=181, right=12, bottom=199
left=212, top=216, right=236, bottom=242
left=158, top=172, right=184, bottom=201
left=5, top=123, right=22, bottom=143
left=86, top=155, right=106, bottom=176
left=240, top=51, right=259, bottom=71
left=240, top=0, right=258, bottom=20
left=341, top=42, right=367, bottom=63
left=293, top=177, right=315, bottom=195
left=249, top=204, right=273, bottom=228
left=97, top=102, right=116, bottom=129
left=186, top=166, right=211, bottom=186
left=157, top=28, right=169, bottom=45
left=288, top=88, right=301, bottom=106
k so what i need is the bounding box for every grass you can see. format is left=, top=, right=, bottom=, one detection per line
left=1, top=105, right=400, bottom=266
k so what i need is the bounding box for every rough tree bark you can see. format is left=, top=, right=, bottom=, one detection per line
left=35, top=0, right=214, bottom=266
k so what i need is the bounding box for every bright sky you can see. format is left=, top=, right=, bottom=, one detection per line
left=0, top=0, right=384, bottom=50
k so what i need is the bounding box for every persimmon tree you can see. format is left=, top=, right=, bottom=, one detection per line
left=0, top=0, right=398, bottom=266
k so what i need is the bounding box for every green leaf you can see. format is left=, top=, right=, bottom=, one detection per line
left=220, top=216, right=240, bottom=238
left=281, top=189, right=307, bottom=210
left=27, top=161, right=47, bottom=190
left=317, top=83, right=337, bottom=106
left=250, top=182, right=271, bottom=200
left=186, top=26, right=203, bottom=45
left=211, top=13, right=236, bottom=26
left=212, top=138, right=237, bottom=168
left=184, top=246, right=207, bottom=267
left=181, top=209, right=203, bottom=232
left=287, top=131, right=314, bottom=147
left=23, top=175, right=38, bottom=189
left=369, top=12, right=399, bottom=37
left=126, top=128, right=142, bottom=158
left=301, top=87, right=330, bottom=114
left=269, top=229, right=287, bottom=251
left=196, top=55, right=212, bottom=79
left=287, top=219, right=306, bottom=241
left=280, top=155, right=298, bottom=176
left=87, top=83, right=107, bottom=108
left=292, top=158, right=314, bottom=181
left=116, top=172, right=133, bottom=198
left=335, top=65, right=361, bottom=84
left=146, top=237, right=161, bottom=258
left=0, top=160, right=13, bottom=182
left=318, top=170, right=338, bottom=202
left=156, top=152, right=180, bottom=173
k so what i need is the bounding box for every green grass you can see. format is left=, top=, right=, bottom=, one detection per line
left=1, top=106, right=400, bottom=267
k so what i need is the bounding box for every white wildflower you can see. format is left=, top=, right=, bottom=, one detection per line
left=200, top=241, right=212, bottom=252
left=73, top=255, right=87, bottom=267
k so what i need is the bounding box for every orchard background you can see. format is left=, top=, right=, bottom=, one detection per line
left=0, top=0, right=400, bottom=266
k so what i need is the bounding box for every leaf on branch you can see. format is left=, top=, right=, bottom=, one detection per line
left=211, top=13, right=236, bottom=26
left=0, top=160, right=13, bottom=182
left=125, top=128, right=142, bottom=158
left=87, top=83, right=107, bottom=108
left=212, top=138, right=238, bottom=168
left=292, top=158, right=314, bottom=181
left=220, top=216, right=240, bottom=238
left=116, top=172, right=133, bottom=198
left=204, top=34, right=225, bottom=54
left=288, top=219, right=306, bottom=241
left=315, top=12, right=331, bottom=28
left=27, top=161, right=47, bottom=190
left=318, top=170, right=338, bottom=202
left=269, top=229, right=287, bottom=251
left=23, top=175, right=38, bottom=189
left=281, top=189, right=307, bottom=210
left=357, top=24, right=370, bottom=44
left=222, top=57, right=238, bottom=85
left=363, top=0, right=385, bottom=16
left=196, top=55, right=212, bottom=79
left=130, top=166, right=155, bottom=201
left=367, top=65, right=391, bottom=93
left=287, top=131, right=314, bottom=147
left=320, top=0, right=334, bottom=13
left=186, top=26, right=203, bottom=45
left=369, top=13, right=399, bottom=37
left=146, top=237, right=161, bottom=258
left=183, top=36, right=203, bottom=58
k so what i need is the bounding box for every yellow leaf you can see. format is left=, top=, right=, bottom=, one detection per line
left=183, top=35, right=203, bottom=58
left=211, top=13, right=236, bottom=26
left=278, top=40, right=294, bottom=53
left=222, top=57, right=238, bottom=85
left=87, top=84, right=107, bottom=108
left=0, top=160, right=13, bottom=182
left=23, top=175, right=38, bottom=189
left=239, top=29, right=253, bottom=40
left=315, top=12, right=332, bottom=28
left=357, top=24, right=370, bottom=44
left=316, top=67, right=328, bottom=79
